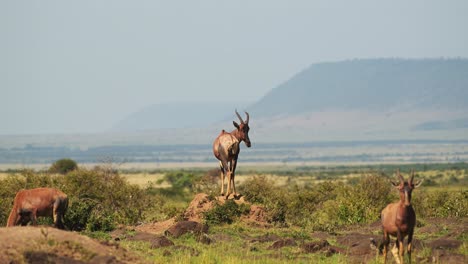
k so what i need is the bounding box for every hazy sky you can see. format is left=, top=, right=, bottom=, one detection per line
left=1, top=0, right=468, bottom=135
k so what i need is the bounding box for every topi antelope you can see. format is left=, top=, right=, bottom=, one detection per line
left=213, top=110, right=251, bottom=199
left=381, top=169, right=423, bottom=264
left=7, top=187, right=68, bottom=229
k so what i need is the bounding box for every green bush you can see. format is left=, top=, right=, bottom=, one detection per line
left=316, top=175, right=393, bottom=231
left=238, top=175, right=277, bottom=204
left=62, top=167, right=151, bottom=230
left=238, top=175, right=288, bottom=225
left=285, top=181, right=341, bottom=227
left=157, top=171, right=202, bottom=196
left=415, top=189, right=468, bottom=218
left=49, top=158, right=78, bottom=174
left=64, top=197, right=97, bottom=231
left=204, top=200, right=250, bottom=225
left=0, top=165, right=154, bottom=231
left=86, top=204, right=116, bottom=232
left=238, top=174, right=394, bottom=230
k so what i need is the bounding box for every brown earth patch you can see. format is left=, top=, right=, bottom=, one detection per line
left=164, top=220, right=208, bottom=238
left=301, top=239, right=343, bottom=256
left=134, top=217, right=176, bottom=235
left=301, top=239, right=329, bottom=253
left=149, top=236, right=174, bottom=249
left=428, top=238, right=462, bottom=250
left=336, top=233, right=380, bottom=264
left=432, top=251, right=466, bottom=264
left=0, top=226, right=145, bottom=264
left=267, top=238, right=297, bottom=249
left=183, top=193, right=217, bottom=222
left=242, top=205, right=270, bottom=227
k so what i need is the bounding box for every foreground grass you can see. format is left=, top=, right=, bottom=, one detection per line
left=118, top=224, right=352, bottom=264
left=108, top=216, right=467, bottom=264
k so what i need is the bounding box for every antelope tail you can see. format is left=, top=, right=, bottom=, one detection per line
left=6, top=204, right=18, bottom=227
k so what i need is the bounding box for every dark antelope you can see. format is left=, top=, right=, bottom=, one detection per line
left=381, top=169, right=422, bottom=264
left=213, top=110, right=251, bottom=199
left=7, top=187, right=68, bottom=229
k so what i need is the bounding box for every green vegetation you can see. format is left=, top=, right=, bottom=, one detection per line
left=0, top=165, right=156, bottom=231
left=1, top=163, right=467, bottom=231
left=0, top=162, right=467, bottom=263
left=49, top=158, right=78, bottom=174
left=204, top=199, right=250, bottom=225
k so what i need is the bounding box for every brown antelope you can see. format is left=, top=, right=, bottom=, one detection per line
left=7, top=187, right=68, bottom=229
left=381, top=169, right=422, bottom=264
left=213, top=110, right=251, bottom=199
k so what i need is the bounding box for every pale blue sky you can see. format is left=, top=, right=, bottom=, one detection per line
left=1, top=0, right=468, bottom=134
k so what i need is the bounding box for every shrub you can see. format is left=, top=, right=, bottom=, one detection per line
left=86, top=204, right=117, bottom=232
left=0, top=164, right=154, bottom=231
left=64, top=197, right=97, bottom=231
left=286, top=181, right=342, bottom=227
left=157, top=171, right=202, bottom=195
left=62, top=167, right=151, bottom=230
left=238, top=175, right=288, bottom=225
left=238, top=175, right=276, bottom=204
left=415, top=189, right=468, bottom=218
left=203, top=200, right=250, bottom=225
left=306, top=174, right=394, bottom=231
left=49, top=158, right=78, bottom=174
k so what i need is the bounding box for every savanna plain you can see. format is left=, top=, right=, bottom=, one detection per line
left=0, top=162, right=466, bottom=263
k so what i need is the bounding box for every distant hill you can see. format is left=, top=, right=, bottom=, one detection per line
left=111, top=102, right=249, bottom=132
left=248, top=58, right=468, bottom=116
left=109, top=58, right=468, bottom=143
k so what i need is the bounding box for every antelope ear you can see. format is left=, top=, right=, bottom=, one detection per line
left=414, top=179, right=423, bottom=188
left=233, top=121, right=240, bottom=129
left=391, top=181, right=400, bottom=187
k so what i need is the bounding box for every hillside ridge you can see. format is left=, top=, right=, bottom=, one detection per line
left=248, top=58, right=468, bottom=117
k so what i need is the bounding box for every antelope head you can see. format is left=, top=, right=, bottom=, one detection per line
left=233, top=110, right=251, bottom=147
left=391, top=169, right=423, bottom=206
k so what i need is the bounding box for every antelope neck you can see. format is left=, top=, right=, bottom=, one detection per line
left=230, top=129, right=243, bottom=142
left=399, top=196, right=411, bottom=207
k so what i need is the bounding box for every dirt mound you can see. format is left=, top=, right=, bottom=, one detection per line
left=164, top=221, right=208, bottom=238
left=337, top=233, right=378, bottom=255
left=136, top=193, right=269, bottom=235
left=183, top=193, right=217, bottom=222
left=148, top=236, right=175, bottom=249
left=242, top=205, right=270, bottom=227
left=183, top=193, right=263, bottom=222
left=135, top=218, right=176, bottom=235
left=0, top=226, right=145, bottom=264
left=301, top=239, right=343, bottom=257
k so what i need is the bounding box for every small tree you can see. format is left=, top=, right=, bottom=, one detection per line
left=49, top=158, right=78, bottom=174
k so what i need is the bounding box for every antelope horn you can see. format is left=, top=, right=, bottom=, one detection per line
left=235, top=109, right=244, bottom=124
left=397, top=169, right=404, bottom=183
left=245, top=111, right=250, bottom=124
left=409, top=169, right=415, bottom=184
